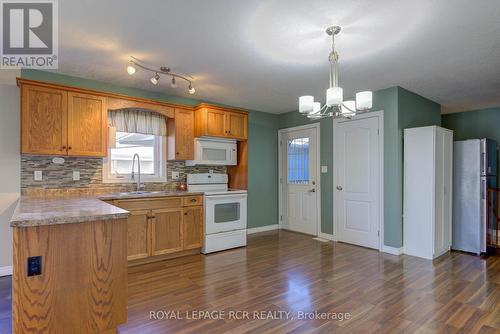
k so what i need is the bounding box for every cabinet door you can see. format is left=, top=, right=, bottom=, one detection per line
left=21, top=85, right=68, bottom=155
left=126, top=210, right=150, bottom=261
left=206, top=109, right=226, bottom=137
left=67, top=92, right=107, bottom=157
left=150, top=208, right=183, bottom=256
left=183, top=206, right=203, bottom=249
left=226, top=112, right=247, bottom=140
left=174, top=108, right=194, bottom=160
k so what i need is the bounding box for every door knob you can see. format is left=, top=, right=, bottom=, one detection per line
left=336, top=185, right=343, bottom=191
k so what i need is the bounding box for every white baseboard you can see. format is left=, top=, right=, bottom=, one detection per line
left=382, top=245, right=404, bottom=255
left=319, top=232, right=334, bottom=241
left=247, top=224, right=279, bottom=234
left=0, top=266, right=12, bottom=277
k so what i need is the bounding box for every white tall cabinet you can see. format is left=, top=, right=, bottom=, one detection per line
left=403, top=126, right=453, bottom=259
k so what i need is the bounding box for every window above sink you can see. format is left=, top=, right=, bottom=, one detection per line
left=103, top=131, right=166, bottom=183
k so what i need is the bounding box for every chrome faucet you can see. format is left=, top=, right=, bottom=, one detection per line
left=131, top=153, right=142, bottom=192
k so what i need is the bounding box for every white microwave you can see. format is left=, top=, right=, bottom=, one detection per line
left=185, top=138, right=237, bottom=166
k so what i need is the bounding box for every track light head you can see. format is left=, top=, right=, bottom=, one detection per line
left=150, top=73, right=160, bottom=85
left=170, top=77, right=177, bottom=88
left=127, top=64, right=136, bottom=75
left=188, top=84, right=195, bottom=95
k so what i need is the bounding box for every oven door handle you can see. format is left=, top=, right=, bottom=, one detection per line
left=206, top=194, right=247, bottom=200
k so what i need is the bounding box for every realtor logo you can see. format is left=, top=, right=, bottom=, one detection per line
left=1, top=0, right=58, bottom=68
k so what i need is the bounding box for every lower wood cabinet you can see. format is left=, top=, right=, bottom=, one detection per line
left=111, top=196, right=203, bottom=262
left=183, top=206, right=204, bottom=249
left=126, top=210, right=150, bottom=261
left=151, top=208, right=183, bottom=256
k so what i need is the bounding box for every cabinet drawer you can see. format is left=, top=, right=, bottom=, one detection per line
left=114, top=197, right=183, bottom=211
left=183, top=196, right=203, bottom=207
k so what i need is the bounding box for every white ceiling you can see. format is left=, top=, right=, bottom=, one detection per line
left=56, top=0, right=500, bottom=114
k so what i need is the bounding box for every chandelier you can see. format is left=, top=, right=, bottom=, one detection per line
left=299, top=26, right=372, bottom=119
left=126, top=56, right=196, bottom=95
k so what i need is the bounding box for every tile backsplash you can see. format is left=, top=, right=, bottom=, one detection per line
left=21, top=156, right=225, bottom=192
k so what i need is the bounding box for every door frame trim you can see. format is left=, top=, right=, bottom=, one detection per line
left=278, top=123, right=321, bottom=237
left=333, top=110, right=385, bottom=251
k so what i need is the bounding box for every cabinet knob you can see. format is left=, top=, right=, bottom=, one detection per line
left=68, top=146, right=72, bottom=150
left=61, top=146, right=66, bottom=150
left=184, top=212, right=188, bottom=215
left=176, top=152, right=180, bottom=155
left=190, top=198, right=197, bottom=202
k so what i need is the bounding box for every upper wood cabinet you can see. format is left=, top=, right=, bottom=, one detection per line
left=195, top=104, right=248, bottom=140
left=21, top=85, right=68, bottom=155
left=67, top=92, right=107, bottom=157
left=167, top=108, right=194, bottom=160
left=20, top=83, right=107, bottom=157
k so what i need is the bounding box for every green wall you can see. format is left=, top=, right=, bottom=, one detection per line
left=21, top=69, right=280, bottom=229
left=278, top=87, right=441, bottom=247
left=442, top=107, right=500, bottom=142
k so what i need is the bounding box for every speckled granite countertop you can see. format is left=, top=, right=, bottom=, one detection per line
left=10, top=191, right=205, bottom=227
left=97, top=190, right=203, bottom=201
left=10, top=197, right=130, bottom=227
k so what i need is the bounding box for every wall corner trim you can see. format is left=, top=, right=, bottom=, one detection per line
left=0, top=266, right=12, bottom=277
left=382, top=245, right=404, bottom=256
left=247, top=224, right=279, bottom=234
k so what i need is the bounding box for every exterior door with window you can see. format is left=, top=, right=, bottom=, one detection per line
left=281, top=127, right=318, bottom=236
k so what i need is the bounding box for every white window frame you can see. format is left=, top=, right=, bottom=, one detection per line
left=102, top=133, right=167, bottom=184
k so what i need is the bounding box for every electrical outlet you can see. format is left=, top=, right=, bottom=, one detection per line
left=27, top=256, right=42, bottom=276
left=209, top=169, right=214, bottom=174
left=34, top=170, right=42, bottom=181
left=73, top=171, right=80, bottom=181
left=321, top=166, right=328, bottom=173
left=171, top=171, right=180, bottom=180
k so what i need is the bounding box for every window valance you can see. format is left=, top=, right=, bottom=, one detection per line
left=108, top=108, right=167, bottom=136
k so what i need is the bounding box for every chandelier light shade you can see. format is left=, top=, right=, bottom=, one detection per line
left=299, top=95, right=314, bottom=113
left=342, top=100, right=356, bottom=114
left=126, top=56, right=195, bottom=94
left=356, top=91, right=373, bottom=110
left=298, top=26, right=373, bottom=119
left=326, top=87, right=343, bottom=106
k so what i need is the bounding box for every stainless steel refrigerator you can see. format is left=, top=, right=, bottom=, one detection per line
left=452, top=139, right=497, bottom=254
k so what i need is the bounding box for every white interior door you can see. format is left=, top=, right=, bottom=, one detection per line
left=281, top=127, right=319, bottom=236
left=334, top=115, right=381, bottom=249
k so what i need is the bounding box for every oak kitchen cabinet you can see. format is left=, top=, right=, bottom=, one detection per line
left=195, top=104, right=248, bottom=140
left=110, top=196, right=203, bottom=262
left=21, top=83, right=108, bottom=157
left=167, top=108, right=195, bottom=160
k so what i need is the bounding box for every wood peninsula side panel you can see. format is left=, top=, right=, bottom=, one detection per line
left=12, top=219, right=128, bottom=333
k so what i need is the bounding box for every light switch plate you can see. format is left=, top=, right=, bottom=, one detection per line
left=73, top=171, right=80, bottom=181
left=34, top=170, right=42, bottom=181
left=171, top=171, right=180, bottom=180
left=321, top=166, right=328, bottom=173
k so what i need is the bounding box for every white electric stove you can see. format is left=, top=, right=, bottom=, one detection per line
left=187, top=173, right=247, bottom=254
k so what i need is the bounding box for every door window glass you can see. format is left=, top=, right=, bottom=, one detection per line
left=214, top=203, right=240, bottom=223
left=287, top=137, right=309, bottom=184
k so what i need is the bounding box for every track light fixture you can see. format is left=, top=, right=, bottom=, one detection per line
left=150, top=73, right=160, bottom=85
left=126, top=64, right=136, bottom=75
left=126, top=56, right=195, bottom=94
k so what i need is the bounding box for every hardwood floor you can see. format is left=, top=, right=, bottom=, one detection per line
left=1, top=230, right=499, bottom=333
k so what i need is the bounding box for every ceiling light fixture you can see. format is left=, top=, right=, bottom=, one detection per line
left=126, top=64, right=136, bottom=75
left=298, top=26, right=373, bottom=119
left=150, top=73, right=160, bottom=85
left=126, top=56, right=195, bottom=94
